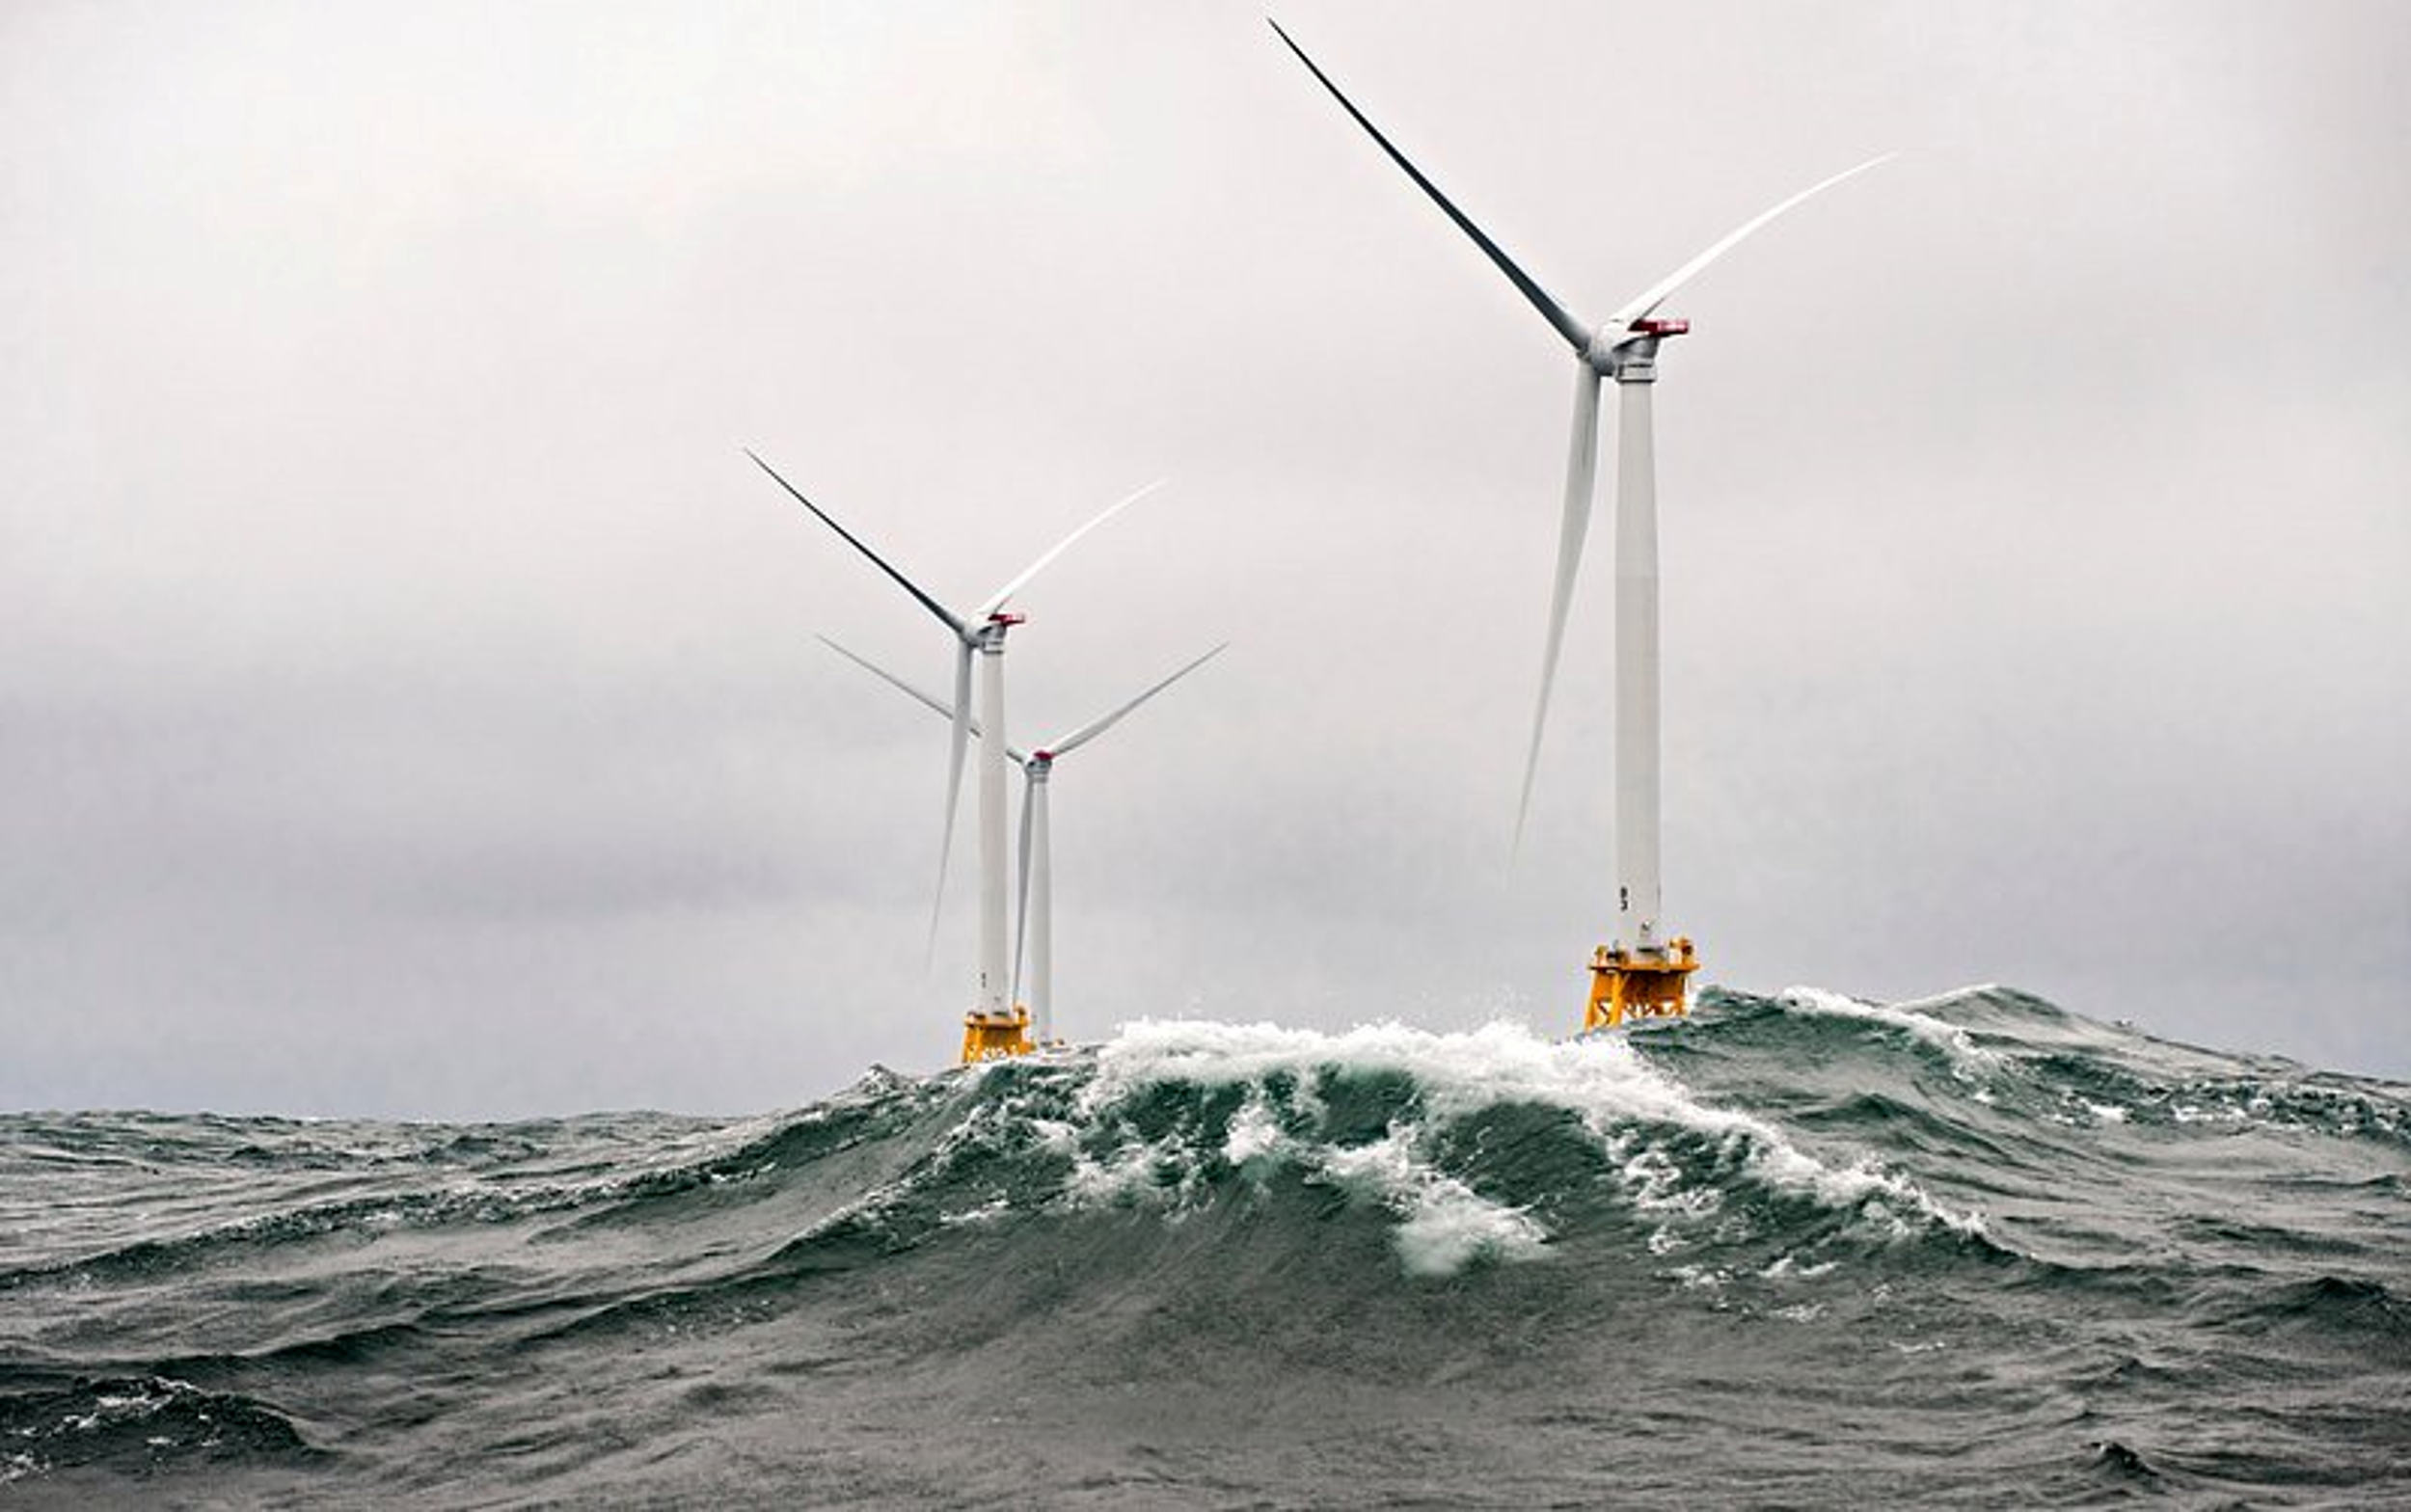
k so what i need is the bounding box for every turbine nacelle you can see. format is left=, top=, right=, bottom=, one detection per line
left=976, top=610, right=1025, bottom=651
left=1583, top=316, right=1692, bottom=377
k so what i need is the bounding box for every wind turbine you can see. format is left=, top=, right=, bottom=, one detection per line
left=1270, top=21, right=1887, bottom=1027
left=748, top=450, right=1162, bottom=1059
left=820, top=636, right=1226, bottom=1045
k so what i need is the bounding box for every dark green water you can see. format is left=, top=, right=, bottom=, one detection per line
left=4, top=986, right=2406, bottom=1507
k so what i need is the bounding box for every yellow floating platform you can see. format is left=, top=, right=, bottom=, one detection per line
left=1585, top=936, right=1699, bottom=1032
left=960, top=1008, right=1035, bottom=1064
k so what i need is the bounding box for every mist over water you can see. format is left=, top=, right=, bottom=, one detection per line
left=4, top=986, right=2406, bottom=1506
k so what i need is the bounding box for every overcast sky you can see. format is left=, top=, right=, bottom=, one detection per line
left=3, top=1, right=2404, bottom=1118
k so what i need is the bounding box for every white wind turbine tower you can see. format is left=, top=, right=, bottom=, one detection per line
left=748, top=450, right=1162, bottom=1060
left=820, top=636, right=1226, bottom=1045
left=1271, top=21, right=1887, bottom=1028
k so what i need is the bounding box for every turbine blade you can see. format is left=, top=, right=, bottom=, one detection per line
left=1608, top=154, right=1894, bottom=328
left=928, top=639, right=975, bottom=959
left=819, top=636, right=960, bottom=725
left=977, top=479, right=1166, bottom=619
left=819, top=636, right=1031, bottom=765
left=1515, top=362, right=1603, bottom=850
left=747, top=449, right=967, bottom=636
left=1268, top=19, right=1592, bottom=355
left=1012, top=770, right=1035, bottom=1009
left=1045, top=643, right=1230, bottom=758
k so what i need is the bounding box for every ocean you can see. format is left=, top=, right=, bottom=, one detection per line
left=4, top=986, right=2406, bottom=1507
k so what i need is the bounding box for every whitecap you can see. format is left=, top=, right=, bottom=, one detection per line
left=1776, top=986, right=2001, bottom=1081
left=1314, top=1125, right=1549, bottom=1277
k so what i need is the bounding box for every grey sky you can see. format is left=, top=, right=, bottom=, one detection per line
left=3, top=1, right=2404, bottom=1118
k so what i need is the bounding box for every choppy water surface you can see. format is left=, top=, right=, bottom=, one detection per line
left=4, top=986, right=2407, bottom=1506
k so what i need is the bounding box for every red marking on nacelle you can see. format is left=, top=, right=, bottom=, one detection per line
left=989, top=611, right=1027, bottom=627
left=1630, top=317, right=1691, bottom=337
left=1033, top=749, right=1054, bottom=762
